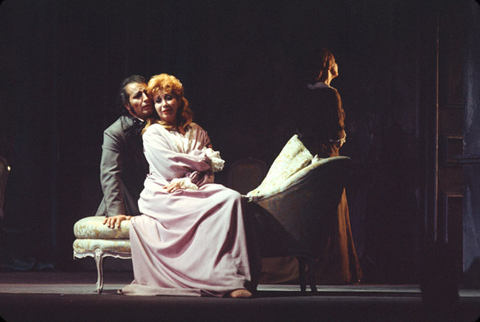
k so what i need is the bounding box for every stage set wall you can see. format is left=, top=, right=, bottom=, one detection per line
left=0, top=0, right=479, bottom=285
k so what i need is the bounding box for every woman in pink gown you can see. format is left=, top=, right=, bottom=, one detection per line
left=106, top=74, right=253, bottom=297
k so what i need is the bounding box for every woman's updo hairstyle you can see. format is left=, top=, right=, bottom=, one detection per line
left=306, top=47, right=336, bottom=84
left=144, top=73, right=193, bottom=135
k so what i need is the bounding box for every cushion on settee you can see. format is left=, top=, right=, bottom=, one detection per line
left=74, top=216, right=130, bottom=239
left=73, top=239, right=131, bottom=254
left=247, top=134, right=322, bottom=201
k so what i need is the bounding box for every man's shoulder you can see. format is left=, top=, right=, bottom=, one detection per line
left=105, top=115, right=135, bottom=134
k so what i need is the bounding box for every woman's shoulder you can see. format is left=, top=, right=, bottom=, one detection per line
left=188, top=122, right=206, bottom=133
left=186, top=123, right=210, bottom=143
left=145, top=122, right=161, bottom=131
left=313, top=86, right=341, bottom=101
left=317, top=85, right=338, bottom=93
left=144, top=122, right=167, bottom=137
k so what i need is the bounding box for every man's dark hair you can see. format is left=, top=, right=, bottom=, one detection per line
left=119, top=75, right=146, bottom=113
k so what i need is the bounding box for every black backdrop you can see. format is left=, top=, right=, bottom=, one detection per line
left=0, top=0, right=476, bottom=283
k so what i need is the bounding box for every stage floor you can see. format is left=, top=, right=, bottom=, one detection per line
left=0, top=271, right=479, bottom=322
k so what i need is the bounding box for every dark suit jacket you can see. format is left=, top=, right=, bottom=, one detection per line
left=95, top=115, right=149, bottom=217
left=297, top=85, right=345, bottom=157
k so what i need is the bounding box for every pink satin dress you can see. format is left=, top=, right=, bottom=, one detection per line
left=122, top=123, right=251, bottom=297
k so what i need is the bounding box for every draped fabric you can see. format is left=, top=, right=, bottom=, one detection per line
left=314, top=189, right=363, bottom=284
left=122, top=123, right=251, bottom=297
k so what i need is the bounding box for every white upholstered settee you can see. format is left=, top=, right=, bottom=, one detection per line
left=73, top=135, right=350, bottom=294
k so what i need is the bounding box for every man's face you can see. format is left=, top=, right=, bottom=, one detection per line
left=124, top=82, right=153, bottom=120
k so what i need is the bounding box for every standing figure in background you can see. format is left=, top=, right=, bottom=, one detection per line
left=119, top=74, right=254, bottom=297
left=298, top=48, right=362, bottom=284
left=96, top=75, right=153, bottom=229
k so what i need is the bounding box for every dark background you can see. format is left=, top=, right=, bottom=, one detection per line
left=0, top=0, right=478, bottom=284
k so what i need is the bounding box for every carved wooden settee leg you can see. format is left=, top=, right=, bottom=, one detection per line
left=306, top=257, right=318, bottom=294
left=297, top=256, right=318, bottom=294
left=297, top=257, right=307, bottom=293
left=94, top=248, right=104, bottom=294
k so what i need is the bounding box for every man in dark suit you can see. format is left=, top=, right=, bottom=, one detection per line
left=96, top=75, right=153, bottom=228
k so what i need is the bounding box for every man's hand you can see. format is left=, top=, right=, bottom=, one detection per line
left=103, top=215, right=131, bottom=229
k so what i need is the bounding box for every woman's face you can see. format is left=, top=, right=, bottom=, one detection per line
left=153, top=90, right=181, bottom=125
left=331, top=60, right=339, bottom=78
